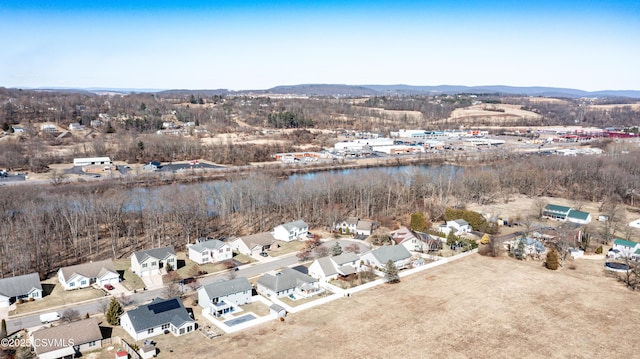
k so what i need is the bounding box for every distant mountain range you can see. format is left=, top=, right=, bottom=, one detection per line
left=16, top=84, right=640, bottom=98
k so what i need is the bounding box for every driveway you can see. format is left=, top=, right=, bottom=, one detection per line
left=141, top=273, right=165, bottom=290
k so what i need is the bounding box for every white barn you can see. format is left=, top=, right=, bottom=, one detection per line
left=73, top=157, right=112, bottom=167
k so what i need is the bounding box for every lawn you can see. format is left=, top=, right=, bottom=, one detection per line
left=268, top=240, right=306, bottom=257
left=10, top=277, right=105, bottom=315
left=176, top=252, right=255, bottom=279
left=114, top=258, right=145, bottom=291
left=279, top=289, right=333, bottom=307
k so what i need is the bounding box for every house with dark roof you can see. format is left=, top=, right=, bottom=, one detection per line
left=30, top=318, right=102, bottom=359
left=0, top=273, right=43, bottom=307
left=131, top=246, right=177, bottom=277
left=273, top=220, right=309, bottom=242
left=308, top=252, right=360, bottom=282
left=229, top=232, right=277, bottom=256
left=257, top=267, right=320, bottom=298
left=57, top=259, right=120, bottom=291
left=187, top=238, right=232, bottom=264
left=360, top=245, right=412, bottom=269
left=198, top=277, right=253, bottom=317
left=120, top=297, right=195, bottom=341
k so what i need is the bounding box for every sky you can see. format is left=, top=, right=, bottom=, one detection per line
left=1, top=1, right=639, bottom=91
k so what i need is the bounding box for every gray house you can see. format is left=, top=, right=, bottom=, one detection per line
left=198, top=277, right=253, bottom=317
left=257, top=267, right=320, bottom=299
left=0, top=273, right=43, bottom=307
left=143, top=161, right=162, bottom=171
left=121, top=297, right=195, bottom=341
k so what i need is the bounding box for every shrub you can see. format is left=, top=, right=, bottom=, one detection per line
left=595, top=245, right=603, bottom=254
left=546, top=249, right=559, bottom=270
left=29, top=297, right=35, bottom=302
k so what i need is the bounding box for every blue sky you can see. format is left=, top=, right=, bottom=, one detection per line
left=1, top=1, right=639, bottom=91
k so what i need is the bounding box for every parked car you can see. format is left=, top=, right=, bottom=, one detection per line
left=104, top=284, right=115, bottom=290
left=259, top=252, right=269, bottom=257
left=180, top=277, right=196, bottom=285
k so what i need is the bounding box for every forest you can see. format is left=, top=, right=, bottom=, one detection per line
left=1, top=148, right=639, bottom=279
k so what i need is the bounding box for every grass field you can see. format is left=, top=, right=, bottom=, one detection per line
left=88, top=253, right=640, bottom=358
left=10, top=277, right=105, bottom=315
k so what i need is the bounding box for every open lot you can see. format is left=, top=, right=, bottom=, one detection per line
left=99, top=254, right=639, bottom=358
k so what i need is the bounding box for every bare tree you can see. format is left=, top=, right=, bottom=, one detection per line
left=162, top=283, right=182, bottom=299
left=60, top=308, right=80, bottom=323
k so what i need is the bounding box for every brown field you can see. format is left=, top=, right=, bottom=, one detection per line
left=449, top=104, right=541, bottom=123
left=98, top=254, right=638, bottom=358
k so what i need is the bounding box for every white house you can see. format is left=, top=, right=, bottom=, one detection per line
left=360, top=245, right=412, bottom=270
left=0, top=273, right=43, bottom=307
left=440, top=219, right=472, bottom=236
left=230, top=232, right=277, bottom=256
left=257, top=267, right=321, bottom=299
left=308, top=252, right=360, bottom=282
left=334, top=217, right=375, bottom=236
left=628, top=219, right=640, bottom=229
left=609, top=238, right=640, bottom=260
left=57, top=259, right=120, bottom=290
left=187, top=238, right=232, bottom=264
left=198, top=277, right=253, bottom=317
left=143, top=161, right=162, bottom=171
left=131, top=246, right=177, bottom=276
left=273, top=220, right=309, bottom=242
left=30, top=319, right=102, bottom=359
left=121, top=297, right=195, bottom=341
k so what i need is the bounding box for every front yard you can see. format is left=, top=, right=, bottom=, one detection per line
left=176, top=252, right=255, bottom=279
left=10, top=277, right=106, bottom=315
left=269, top=240, right=306, bottom=256
left=114, top=258, right=146, bottom=291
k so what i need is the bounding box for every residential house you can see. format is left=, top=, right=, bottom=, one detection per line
left=273, top=220, right=309, bottom=242
left=0, top=273, right=43, bottom=307
left=360, top=245, right=412, bottom=270
left=334, top=217, right=375, bottom=236
left=11, top=126, right=25, bottom=133
left=390, top=227, right=442, bottom=253
left=121, top=297, right=195, bottom=341
left=439, top=219, right=472, bottom=236
left=609, top=238, right=640, bottom=260
left=229, top=232, right=277, bottom=256
left=198, top=277, right=253, bottom=317
left=257, top=267, right=321, bottom=298
left=143, top=161, right=162, bottom=171
left=30, top=318, right=102, bottom=359
left=57, top=259, right=119, bottom=290
left=542, top=204, right=592, bottom=224
left=68, top=122, right=85, bottom=131
left=629, top=219, right=640, bottom=229
left=508, top=237, right=547, bottom=258
left=131, top=246, right=177, bottom=276
left=308, top=252, right=360, bottom=282
left=187, top=238, right=232, bottom=264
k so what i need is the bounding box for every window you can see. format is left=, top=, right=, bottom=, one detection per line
left=167, top=258, right=174, bottom=263
left=148, top=328, right=154, bottom=334
left=88, top=341, right=96, bottom=347
left=151, top=261, right=157, bottom=267
left=80, top=280, right=87, bottom=286
left=69, top=282, right=75, bottom=287
left=187, top=326, right=192, bottom=332
left=142, top=263, right=148, bottom=268
left=179, top=328, right=185, bottom=335
left=161, top=323, right=170, bottom=330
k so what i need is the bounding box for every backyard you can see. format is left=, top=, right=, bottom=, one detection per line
left=10, top=277, right=105, bottom=315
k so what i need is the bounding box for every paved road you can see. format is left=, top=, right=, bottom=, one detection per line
left=5, top=249, right=312, bottom=333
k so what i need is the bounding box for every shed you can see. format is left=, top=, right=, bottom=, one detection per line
left=270, top=304, right=287, bottom=319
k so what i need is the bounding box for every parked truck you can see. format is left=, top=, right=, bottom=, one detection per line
left=39, top=312, right=61, bottom=323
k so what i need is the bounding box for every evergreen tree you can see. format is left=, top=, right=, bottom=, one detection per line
left=383, top=259, right=400, bottom=283
left=105, top=297, right=124, bottom=325
left=1, top=318, right=6, bottom=338
left=410, top=212, right=427, bottom=232
left=546, top=249, right=560, bottom=270
left=332, top=243, right=343, bottom=256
